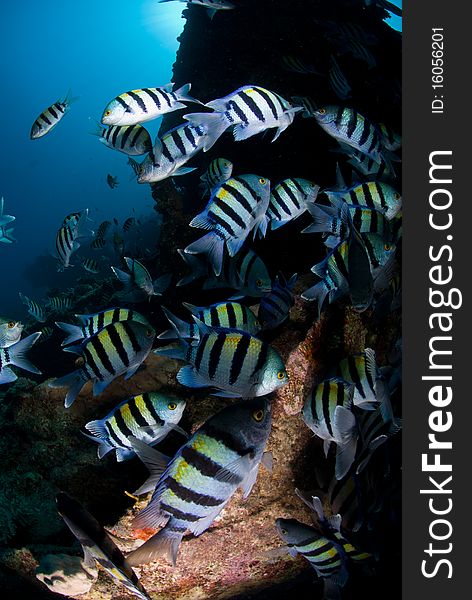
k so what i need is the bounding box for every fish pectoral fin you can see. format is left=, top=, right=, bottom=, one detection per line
left=214, top=452, right=254, bottom=486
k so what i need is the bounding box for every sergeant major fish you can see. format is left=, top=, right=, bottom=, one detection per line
left=200, top=158, right=233, bottom=195
left=267, top=178, right=320, bottom=230
left=0, top=319, right=23, bottom=348
left=56, top=492, right=150, bottom=600
left=30, top=90, right=76, bottom=139
left=259, top=273, right=297, bottom=330
left=56, top=307, right=150, bottom=346
left=336, top=348, right=379, bottom=410
left=184, top=85, right=302, bottom=152
left=158, top=301, right=260, bottom=340
left=0, top=332, right=42, bottom=384
left=94, top=123, right=152, bottom=156
left=126, top=398, right=272, bottom=566
left=184, top=174, right=271, bottom=276
left=301, top=378, right=358, bottom=480
left=112, top=257, right=171, bottom=302
left=84, top=392, right=187, bottom=462
left=325, top=181, right=402, bottom=220
left=155, top=319, right=288, bottom=398
left=137, top=123, right=207, bottom=183
left=18, top=292, right=46, bottom=323
left=49, top=321, right=156, bottom=407
left=101, top=83, right=201, bottom=127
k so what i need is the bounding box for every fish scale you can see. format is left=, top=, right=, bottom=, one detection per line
left=128, top=398, right=271, bottom=566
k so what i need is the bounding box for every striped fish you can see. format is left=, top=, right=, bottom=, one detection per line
left=123, top=217, right=137, bottom=232
left=82, top=258, right=100, bottom=273
left=184, top=85, right=302, bottom=152
left=355, top=378, right=402, bottom=474
left=378, top=122, right=401, bottom=151
left=128, top=156, right=141, bottom=178
left=56, top=493, right=150, bottom=600
left=91, top=236, right=106, bottom=249
left=275, top=518, right=348, bottom=588
left=49, top=321, right=156, bottom=408
left=155, top=319, right=288, bottom=398
left=361, top=233, right=396, bottom=281
left=177, top=247, right=272, bottom=298
left=84, top=392, right=187, bottom=461
left=336, top=348, right=379, bottom=410
left=47, top=296, right=73, bottom=311
left=185, top=174, right=271, bottom=276
left=301, top=378, right=357, bottom=480
left=95, top=123, right=151, bottom=156
left=304, top=197, right=391, bottom=245
left=259, top=272, right=297, bottom=330
left=291, top=95, right=317, bottom=118
left=101, top=83, right=201, bottom=127
left=326, top=473, right=363, bottom=533
left=295, top=490, right=373, bottom=563
left=97, top=221, right=112, bottom=238
left=137, top=123, right=207, bottom=183
left=0, top=319, right=23, bottom=348
left=0, top=332, right=42, bottom=385
left=281, top=55, right=319, bottom=74
left=127, top=398, right=272, bottom=566
left=200, top=158, right=233, bottom=195
left=329, top=56, right=351, bottom=100
left=301, top=240, right=350, bottom=313
left=314, top=106, right=384, bottom=164
left=267, top=178, right=320, bottom=230
left=56, top=307, right=150, bottom=346
left=326, top=181, right=402, bottom=220
left=38, top=325, right=54, bottom=341
left=30, top=90, right=76, bottom=139
left=158, top=301, right=260, bottom=340
left=18, top=292, right=46, bottom=323
left=55, top=224, right=80, bottom=269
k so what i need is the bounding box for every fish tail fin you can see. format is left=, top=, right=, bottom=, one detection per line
left=302, top=203, right=338, bottom=234
left=49, top=369, right=88, bottom=408
left=152, top=273, right=172, bottom=296
left=301, top=280, right=329, bottom=315
left=63, top=88, right=79, bottom=108
left=1, top=227, right=16, bottom=243
left=55, top=321, right=83, bottom=346
left=173, top=82, right=203, bottom=105
left=184, top=233, right=224, bottom=276
left=81, top=430, right=114, bottom=459
left=7, top=332, right=42, bottom=374
left=127, top=526, right=183, bottom=567
left=153, top=339, right=187, bottom=360
left=158, top=307, right=191, bottom=340
left=183, top=112, right=229, bottom=152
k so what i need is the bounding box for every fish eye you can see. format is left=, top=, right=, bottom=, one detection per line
left=318, top=108, right=326, bottom=115
left=7, top=321, right=15, bottom=328
left=394, top=192, right=401, bottom=200
left=384, top=243, right=392, bottom=251
left=252, top=409, right=264, bottom=422
left=168, top=402, right=177, bottom=410
left=256, top=279, right=263, bottom=287
left=259, top=178, right=266, bottom=185
left=104, top=110, right=112, bottom=116
left=277, top=371, right=286, bottom=380
left=280, top=527, right=288, bottom=535
left=146, top=329, right=153, bottom=337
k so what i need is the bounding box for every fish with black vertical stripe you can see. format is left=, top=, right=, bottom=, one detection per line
left=335, top=348, right=379, bottom=410
left=84, top=392, right=187, bottom=461
left=184, top=174, right=271, bottom=276
left=94, top=123, right=152, bottom=155
left=137, top=122, right=208, bottom=183
left=313, top=106, right=385, bottom=164
left=55, top=307, right=151, bottom=346
left=325, top=181, right=402, bottom=220
left=126, top=398, right=272, bottom=566
left=49, top=320, right=156, bottom=407
left=158, top=301, right=260, bottom=341
left=155, top=318, right=288, bottom=398
left=30, top=90, right=77, bottom=139
left=55, top=492, right=151, bottom=600
left=200, top=158, right=233, bottom=195
left=259, top=272, right=297, bottom=330
left=301, top=377, right=358, bottom=480
left=267, top=178, right=320, bottom=230
left=101, top=83, right=201, bottom=126
left=0, top=332, right=42, bottom=385
left=184, top=85, right=302, bottom=152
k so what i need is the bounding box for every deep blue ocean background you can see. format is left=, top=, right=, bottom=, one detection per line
left=0, top=0, right=401, bottom=320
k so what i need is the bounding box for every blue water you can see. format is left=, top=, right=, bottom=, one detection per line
left=0, top=1, right=184, bottom=317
